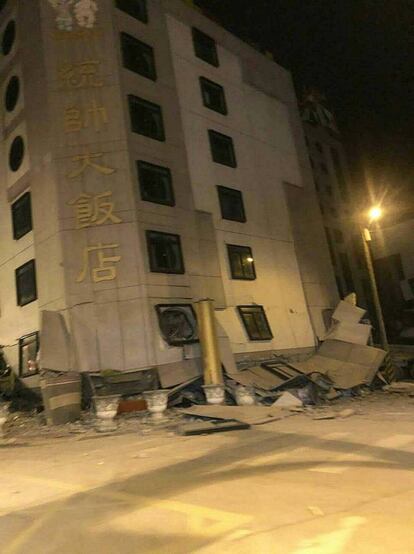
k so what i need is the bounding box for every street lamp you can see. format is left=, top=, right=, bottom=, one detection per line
left=360, top=206, right=389, bottom=351
left=368, top=206, right=382, bottom=222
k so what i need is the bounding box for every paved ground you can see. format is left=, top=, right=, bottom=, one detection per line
left=1, top=392, right=414, bottom=553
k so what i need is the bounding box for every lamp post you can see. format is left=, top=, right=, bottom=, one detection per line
left=360, top=206, right=389, bottom=351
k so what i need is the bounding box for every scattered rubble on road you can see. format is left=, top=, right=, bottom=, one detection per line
left=1, top=298, right=414, bottom=442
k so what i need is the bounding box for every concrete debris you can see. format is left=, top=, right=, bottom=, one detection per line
left=331, top=300, right=366, bottom=324
left=157, top=359, right=202, bottom=388
left=326, top=388, right=342, bottom=401
left=179, top=405, right=289, bottom=425
left=385, top=382, right=414, bottom=393
left=338, top=408, right=356, bottom=418
left=324, top=321, right=372, bottom=345
left=290, top=340, right=386, bottom=389
left=312, top=412, right=336, bottom=420
left=177, top=420, right=250, bottom=436
left=273, top=391, right=303, bottom=409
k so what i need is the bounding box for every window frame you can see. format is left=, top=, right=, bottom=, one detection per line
left=146, top=230, right=185, bottom=274
left=199, top=77, right=227, bottom=115
left=9, top=135, right=24, bottom=172
left=115, top=0, right=148, bottom=23
left=208, top=130, right=237, bottom=167
left=237, top=305, right=273, bottom=341
left=217, top=185, right=246, bottom=223
left=15, top=259, right=37, bottom=307
left=192, top=27, right=219, bottom=67
left=19, top=331, right=39, bottom=378
left=137, top=161, right=175, bottom=206
left=155, top=304, right=198, bottom=346
left=128, top=94, right=165, bottom=141
left=5, top=74, right=20, bottom=112
left=227, top=244, right=256, bottom=281
left=12, top=191, right=32, bottom=240
left=120, top=32, right=156, bottom=81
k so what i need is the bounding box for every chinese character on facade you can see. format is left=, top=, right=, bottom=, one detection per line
left=59, top=60, right=103, bottom=89
left=69, top=191, right=122, bottom=229
left=67, top=152, right=115, bottom=178
left=48, top=0, right=98, bottom=32
left=76, top=243, right=121, bottom=283
left=64, top=100, right=108, bottom=133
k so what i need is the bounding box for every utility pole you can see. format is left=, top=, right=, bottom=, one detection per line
left=360, top=225, right=389, bottom=351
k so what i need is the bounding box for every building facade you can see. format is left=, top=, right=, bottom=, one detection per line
left=370, top=217, right=414, bottom=344
left=301, top=92, right=371, bottom=312
left=0, top=0, right=338, bottom=384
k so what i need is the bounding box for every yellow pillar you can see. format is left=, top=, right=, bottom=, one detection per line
left=195, top=299, right=223, bottom=385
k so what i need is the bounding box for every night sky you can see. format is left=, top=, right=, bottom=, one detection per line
left=196, top=0, right=414, bottom=210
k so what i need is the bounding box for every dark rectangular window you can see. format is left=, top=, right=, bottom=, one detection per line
left=12, top=191, right=32, bottom=240
left=331, top=147, right=349, bottom=202
left=217, top=186, right=246, bottom=222
left=192, top=27, right=219, bottom=66
left=324, top=227, right=336, bottom=267
left=199, top=77, right=227, bottom=114
left=339, top=252, right=354, bottom=294
left=352, top=235, right=364, bottom=269
left=16, top=259, right=37, bottom=307
left=128, top=95, right=165, bottom=141
left=315, top=142, right=323, bottom=153
left=120, top=33, right=156, bottom=80
left=137, top=161, right=175, bottom=206
left=146, top=231, right=184, bottom=274
left=238, top=305, right=273, bottom=341
left=335, top=275, right=345, bottom=298
left=115, top=0, right=147, bottom=23
left=208, top=130, right=236, bottom=167
left=19, top=332, right=39, bottom=377
left=320, top=162, right=328, bottom=174
left=333, top=229, right=344, bottom=243
left=227, top=244, right=256, bottom=280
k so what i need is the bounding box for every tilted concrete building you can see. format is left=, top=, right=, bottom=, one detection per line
left=0, top=0, right=338, bottom=386
left=300, top=91, right=372, bottom=313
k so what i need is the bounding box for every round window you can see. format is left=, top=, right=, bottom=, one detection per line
left=5, top=75, right=19, bottom=112
left=0, top=1, right=7, bottom=14
left=2, top=19, right=16, bottom=56
left=9, top=135, right=24, bottom=172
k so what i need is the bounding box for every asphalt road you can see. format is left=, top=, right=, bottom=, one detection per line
left=1, top=394, right=414, bottom=553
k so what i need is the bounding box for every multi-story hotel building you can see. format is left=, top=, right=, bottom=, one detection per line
left=0, top=0, right=338, bottom=384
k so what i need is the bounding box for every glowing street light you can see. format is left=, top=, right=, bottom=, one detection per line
left=360, top=205, right=389, bottom=351
left=368, top=206, right=382, bottom=221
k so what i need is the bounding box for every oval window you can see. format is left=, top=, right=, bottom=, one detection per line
left=2, top=20, right=16, bottom=56
left=9, top=135, right=24, bottom=172
left=5, top=75, right=19, bottom=112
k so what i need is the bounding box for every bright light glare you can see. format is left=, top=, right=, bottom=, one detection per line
left=368, top=206, right=382, bottom=221
left=246, top=257, right=254, bottom=263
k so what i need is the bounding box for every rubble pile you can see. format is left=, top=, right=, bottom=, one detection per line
left=1, top=299, right=414, bottom=441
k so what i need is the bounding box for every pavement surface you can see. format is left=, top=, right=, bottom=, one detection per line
left=1, top=391, right=414, bottom=553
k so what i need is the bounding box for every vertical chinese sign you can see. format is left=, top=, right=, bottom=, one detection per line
left=44, top=0, right=138, bottom=370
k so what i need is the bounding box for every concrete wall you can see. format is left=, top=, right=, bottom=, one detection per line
left=303, top=118, right=368, bottom=312
left=0, top=0, right=340, bottom=381
left=165, top=11, right=317, bottom=352
left=0, top=0, right=66, bottom=378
